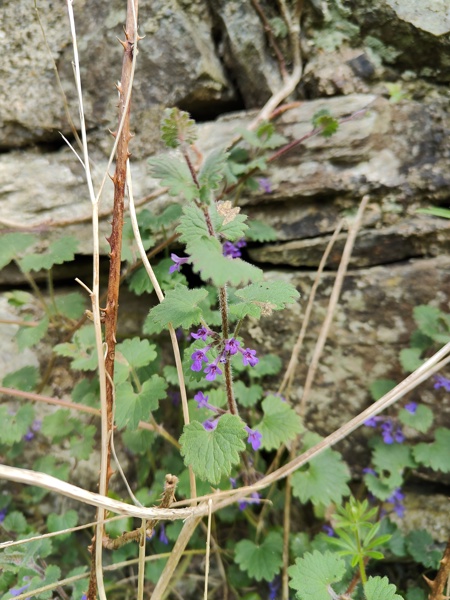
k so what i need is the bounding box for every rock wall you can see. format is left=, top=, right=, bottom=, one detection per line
left=1, top=0, right=450, bottom=445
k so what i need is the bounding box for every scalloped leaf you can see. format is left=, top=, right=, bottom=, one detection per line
left=257, top=395, right=303, bottom=450
left=179, top=414, right=246, bottom=484
left=16, top=317, right=49, bottom=351
left=19, top=237, right=78, bottom=272
left=0, top=233, right=37, bottom=270
left=234, top=531, right=283, bottom=582
left=115, top=375, right=167, bottom=430
left=198, top=148, right=228, bottom=193
left=364, top=576, right=404, bottom=600
left=398, top=404, right=433, bottom=433
left=405, top=530, right=442, bottom=569
left=148, top=155, right=198, bottom=201
left=231, top=280, right=300, bottom=319
left=246, top=219, right=278, bottom=242
left=288, top=550, right=346, bottom=600
left=115, top=337, right=157, bottom=370
left=144, top=285, right=208, bottom=334
left=413, top=428, right=450, bottom=472
left=291, top=432, right=350, bottom=508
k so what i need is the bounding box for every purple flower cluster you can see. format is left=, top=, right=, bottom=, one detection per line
left=364, top=402, right=417, bottom=444
left=23, top=419, right=42, bottom=442
left=223, top=238, right=246, bottom=259
left=363, top=468, right=406, bottom=518
left=190, top=330, right=259, bottom=382
left=434, top=374, right=450, bottom=391
left=268, top=576, right=280, bottom=600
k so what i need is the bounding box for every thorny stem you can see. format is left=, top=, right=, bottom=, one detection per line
left=424, top=538, right=450, bottom=600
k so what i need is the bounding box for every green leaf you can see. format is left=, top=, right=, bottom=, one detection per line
left=405, top=530, right=442, bottom=569
left=152, top=204, right=183, bottom=229
left=413, top=305, right=442, bottom=336
left=42, top=410, right=76, bottom=441
left=231, top=280, right=300, bottom=319
left=257, top=395, right=303, bottom=450
left=116, top=337, right=157, bottom=370
left=291, top=432, right=350, bottom=507
left=369, top=379, right=396, bottom=401
left=399, top=348, right=423, bottom=373
left=312, top=109, right=339, bottom=137
left=398, top=404, right=433, bottom=433
left=0, top=233, right=37, bottom=270
left=0, top=404, right=34, bottom=445
left=144, top=285, right=208, bottom=334
left=2, top=366, right=39, bottom=392
left=115, top=375, right=167, bottom=430
left=198, top=148, right=228, bottom=193
left=3, top=511, right=28, bottom=534
left=364, top=576, right=404, bottom=600
left=5, top=289, right=34, bottom=307
left=234, top=381, right=263, bottom=408
left=417, top=207, right=450, bottom=219
left=47, top=510, right=78, bottom=540
left=233, top=353, right=282, bottom=378
left=161, top=107, right=197, bottom=148
left=212, top=203, right=248, bottom=241
left=53, top=325, right=97, bottom=371
left=19, top=237, right=78, bottom=272
left=53, top=292, right=86, bottom=320
left=16, top=317, right=49, bottom=351
left=179, top=414, right=246, bottom=484
left=148, top=155, right=198, bottom=201
left=405, top=588, right=427, bottom=600
left=246, top=220, right=278, bottom=242
left=365, top=441, right=415, bottom=500
left=413, top=428, right=450, bottom=472
left=288, top=550, right=346, bottom=600
left=122, top=428, right=156, bottom=454
left=70, top=425, right=96, bottom=460
left=234, top=531, right=283, bottom=582
left=28, top=564, right=61, bottom=600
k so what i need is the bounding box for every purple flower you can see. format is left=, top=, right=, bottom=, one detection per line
left=363, top=467, right=377, bottom=476
left=257, top=177, right=273, bottom=194
left=169, top=253, right=189, bottom=274
left=394, top=427, right=405, bottom=443
left=322, top=524, right=335, bottom=537
left=9, top=583, right=31, bottom=597
left=194, top=391, right=209, bottom=409
left=381, top=421, right=394, bottom=444
left=268, top=576, right=280, bottom=600
left=203, top=419, right=218, bottom=432
left=191, top=327, right=211, bottom=341
left=158, top=524, right=169, bottom=545
left=434, top=374, right=450, bottom=392
left=223, top=241, right=242, bottom=258
left=240, top=347, right=259, bottom=367
left=0, top=508, right=6, bottom=524
left=364, top=417, right=379, bottom=427
left=191, top=347, right=210, bottom=372
left=405, top=402, right=418, bottom=414
left=245, top=426, right=262, bottom=451
left=225, top=338, right=241, bottom=355
left=229, top=477, right=237, bottom=488
left=238, top=492, right=261, bottom=511
left=387, top=488, right=405, bottom=518
left=204, top=362, right=223, bottom=381
left=82, top=595, right=87, bottom=600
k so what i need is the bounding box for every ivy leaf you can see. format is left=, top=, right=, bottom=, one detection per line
left=312, top=109, right=339, bottom=138
left=42, top=410, right=76, bottom=441
left=116, top=337, right=157, bottom=370
left=47, top=510, right=78, bottom=541
left=16, top=317, right=49, bottom=351
left=291, top=432, right=350, bottom=508
left=405, top=530, right=442, bottom=569
left=399, top=347, right=423, bottom=373
left=115, top=376, right=167, bottom=430
left=122, top=429, right=156, bottom=454
left=367, top=441, right=416, bottom=499
left=54, top=326, right=97, bottom=371
left=234, top=531, right=283, bottom=582
left=151, top=204, right=183, bottom=229
left=161, top=107, right=197, bottom=148
left=369, top=379, right=396, bottom=401
left=231, top=280, right=300, bottom=319
left=148, top=155, right=198, bottom=201
left=233, top=353, right=282, bottom=378
left=413, top=305, right=444, bottom=339
left=53, top=292, right=86, bottom=320
left=213, top=203, right=248, bottom=241
left=234, top=381, right=263, bottom=408
left=144, top=285, right=208, bottom=334
left=257, top=395, right=303, bottom=450
left=2, top=366, right=39, bottom=392
left=398, top=404, right=433, bottom=433
left=0, top=233, right=37, bottom=269
left=70, top=425, right=96, bottom=460
left=28, top=564, right=61, bottom=599
left=3, top=511, right=28, bottom=534
left=179, top=414, right=246, bottom=484
left=19, top=237, right=78, bottom=272
left=246, top=219, right=278, bottom=242
left=364, top=576, right=404, bottom=600
left=413, top=428, right=450, bottom=472
left=0, top=404, right=34, bottom=445
left=288, top=550, right=346, bottom=600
